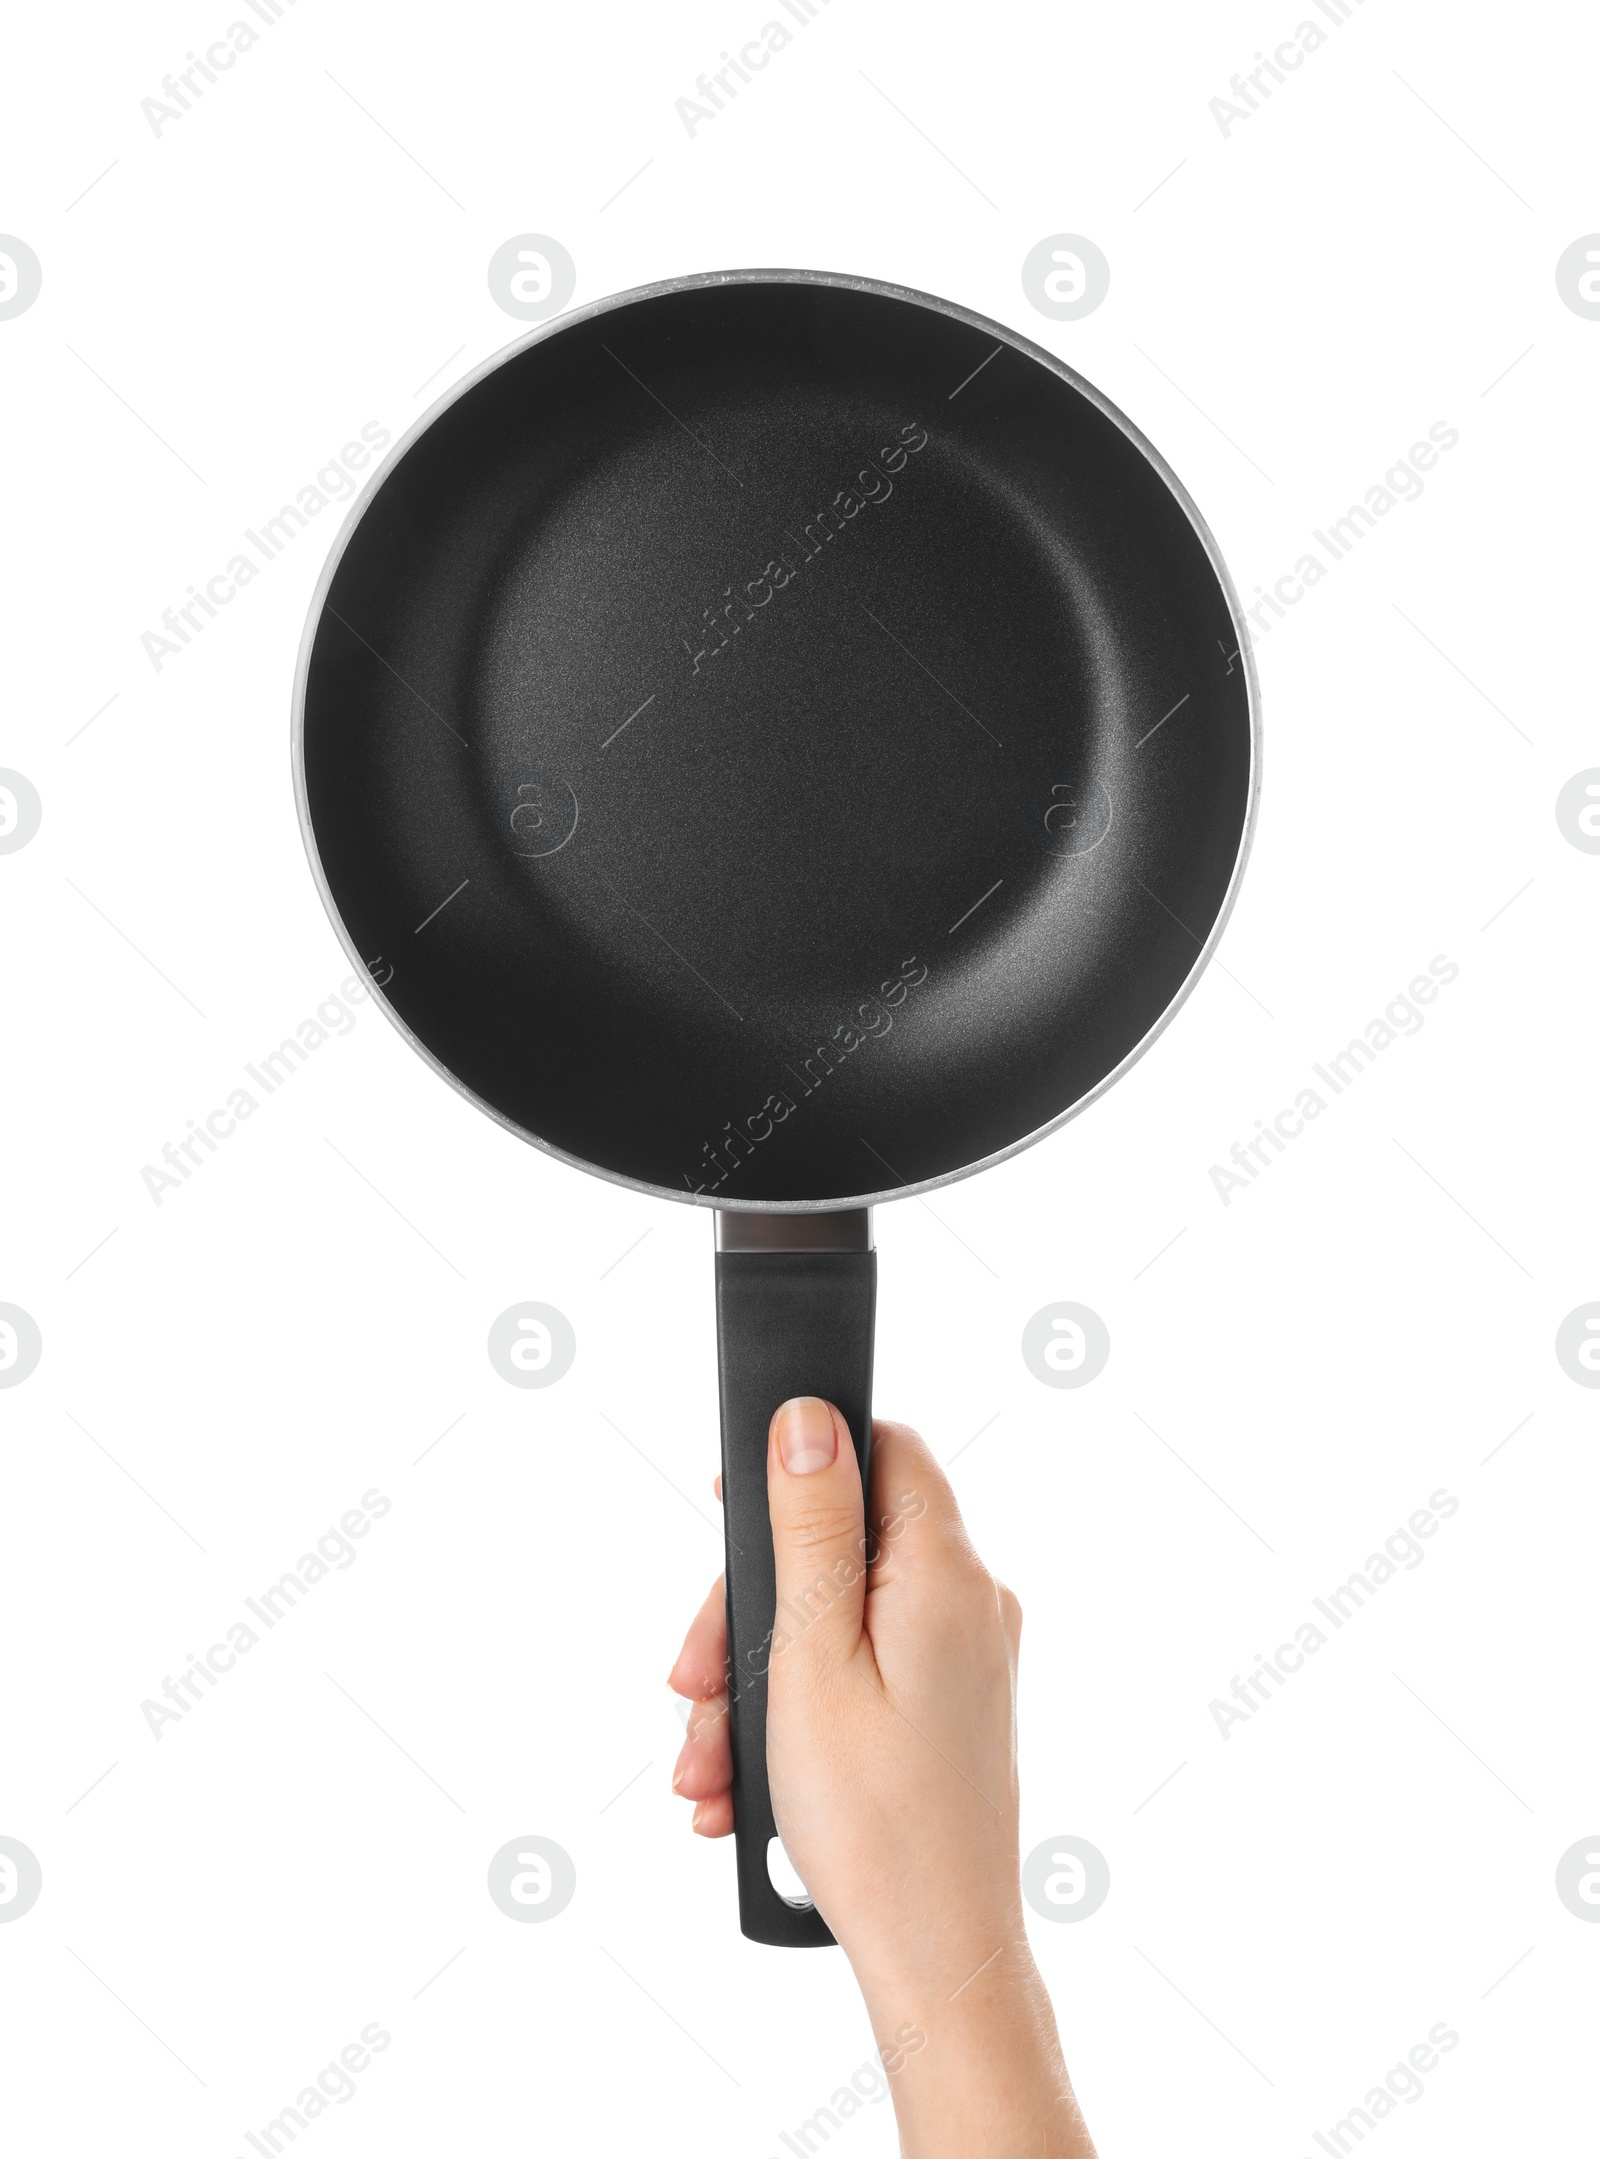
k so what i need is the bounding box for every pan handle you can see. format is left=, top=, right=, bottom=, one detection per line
left=712, top=1210, right=876, bottom=1947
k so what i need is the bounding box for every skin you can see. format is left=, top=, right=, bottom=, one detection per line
left=669, top=1399, right=1097, bottom=2157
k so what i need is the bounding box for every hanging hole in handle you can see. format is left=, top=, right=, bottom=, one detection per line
left=767, top=1836, right=814, bottom=1909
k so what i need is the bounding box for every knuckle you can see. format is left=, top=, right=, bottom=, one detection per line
left=950, top=1564, right=1021, bottom=1648
left=923, top=1557, right=997, bottom=1634
left=778, top=1497, right=861, bottom=1557
left=872, top=1416, right=927, bottom=1449
left=686, top=1695, right=728, bottom=1743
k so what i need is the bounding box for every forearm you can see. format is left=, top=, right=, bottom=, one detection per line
left=855, top=1933, right=1096, bottom=2157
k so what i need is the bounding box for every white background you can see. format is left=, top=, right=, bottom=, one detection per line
left=2, top=0, right=1597, bottom=2152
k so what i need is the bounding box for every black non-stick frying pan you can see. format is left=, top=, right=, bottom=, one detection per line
left=293, top=268, right=1259, bottom=1947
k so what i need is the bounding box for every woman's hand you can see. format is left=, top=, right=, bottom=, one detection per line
left=669, top=1399, right=1095, bottom=2157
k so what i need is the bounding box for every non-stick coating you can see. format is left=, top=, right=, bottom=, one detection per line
left=298, top=274, right=1254, bottom=1207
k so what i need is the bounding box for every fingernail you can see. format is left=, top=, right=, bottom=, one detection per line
left=774, top=1396, right=837, bottom=1475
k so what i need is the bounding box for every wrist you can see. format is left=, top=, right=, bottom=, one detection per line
left=847, top=1903, right=1031, bottom=2026
left=849, top=1926, right=1093, bottom=2158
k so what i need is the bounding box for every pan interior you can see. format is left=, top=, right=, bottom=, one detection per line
left=301, top=278, right=1252, bottom=1205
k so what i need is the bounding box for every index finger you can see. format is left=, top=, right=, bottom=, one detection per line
left=668, top=1575, right=727, bottom=1700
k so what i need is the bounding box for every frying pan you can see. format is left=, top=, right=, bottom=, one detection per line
left=292, top=268, right=1259, bottom=1947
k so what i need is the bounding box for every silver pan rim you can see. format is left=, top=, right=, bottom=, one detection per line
left=290, top=265, right=1262, bottom=1214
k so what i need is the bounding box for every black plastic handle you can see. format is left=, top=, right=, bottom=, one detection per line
left=713, top=1214, right=876, bottom=1947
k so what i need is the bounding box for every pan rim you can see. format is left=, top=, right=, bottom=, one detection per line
left=290, top=264, right=1262, bottom=1214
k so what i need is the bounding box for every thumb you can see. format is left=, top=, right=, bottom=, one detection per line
left=766, top=1397, right=867, bottom=1673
